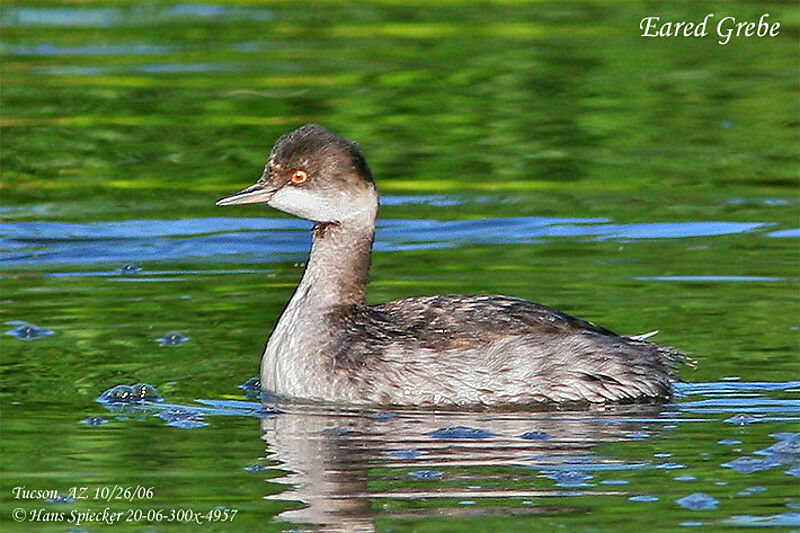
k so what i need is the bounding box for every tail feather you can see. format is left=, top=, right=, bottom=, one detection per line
left=628, top=330, right=659, bottom=341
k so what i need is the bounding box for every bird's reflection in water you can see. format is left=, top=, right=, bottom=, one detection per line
left=260, top=403, right=671, bottom=532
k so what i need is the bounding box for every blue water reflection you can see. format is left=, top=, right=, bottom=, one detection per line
left=0, top=210, right=774, bottom=267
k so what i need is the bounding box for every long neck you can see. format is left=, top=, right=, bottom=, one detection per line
left=262, top=190, right=378, bottom=397
left=293, top=215, right=375, bottom=310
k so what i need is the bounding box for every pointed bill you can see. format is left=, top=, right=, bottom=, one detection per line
left=216, top=182, right=278, bottom=206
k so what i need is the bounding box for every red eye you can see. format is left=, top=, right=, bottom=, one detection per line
left=291, top=170, right=308, bottom=184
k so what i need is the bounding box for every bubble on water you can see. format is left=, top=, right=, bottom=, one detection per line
left=409, top=470, right=442, bottom=480
left=428, top=426, right=495, bottom=439
left=654, top=453, right=672, bottom=458
left=131, top=383, right=163, bottom=402
left=5, top=321, right=54, bottom=340
left=674, top=475, right=696, bottom=481
left=96, top=383, right=162, bottom=405
left=722, top=457, right=779, bottom=474
left=629, top=495, right=659, bottom=503
left=625, top=432, right=650, bottom=439
left=600, top=479, right=628, bottom=485
left=244, top=464, right=267, bottom=472
left=116, top=263, right=141, bottom=275
left=680, top=521, right=705, bottom=527
left=786, top=465, right=800, bottom=478
left=80, top=416, right=108, bottom=426
left=520, top=431, right=551, bottom=440
left=677, top=492, right=718, bottom=510
left=389, top=449, right=421, bottom=459
left=238, top=377, right=261, bottom=391
left=157, top=331, right=189, bottom=346
left=725, top=414, right=762, bottom=426
left=96, top=385, right=136, bottom=404
left=375, top=411, right=397, bottom=422
left=459, top=500, right=476, bottom=505
left=718, top=439, right=742, bottom=446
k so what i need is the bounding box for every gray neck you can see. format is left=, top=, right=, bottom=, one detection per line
left=294, top=217, right=375, bottom=310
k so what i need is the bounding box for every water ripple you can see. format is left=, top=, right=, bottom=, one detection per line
left=0, top=216, right=770, bottom=268
left=1, top=5, right=273, bottom=28
left=6, top=43, right=174, bottom=56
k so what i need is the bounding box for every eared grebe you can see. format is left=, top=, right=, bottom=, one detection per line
left=217, top=124, right=683, bottom=406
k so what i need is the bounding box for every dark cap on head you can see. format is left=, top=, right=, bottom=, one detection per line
left=268, top=124, right=373, bottom=183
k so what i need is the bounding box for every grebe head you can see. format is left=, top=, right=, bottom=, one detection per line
left=216, top=124, right=378, bottom=224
